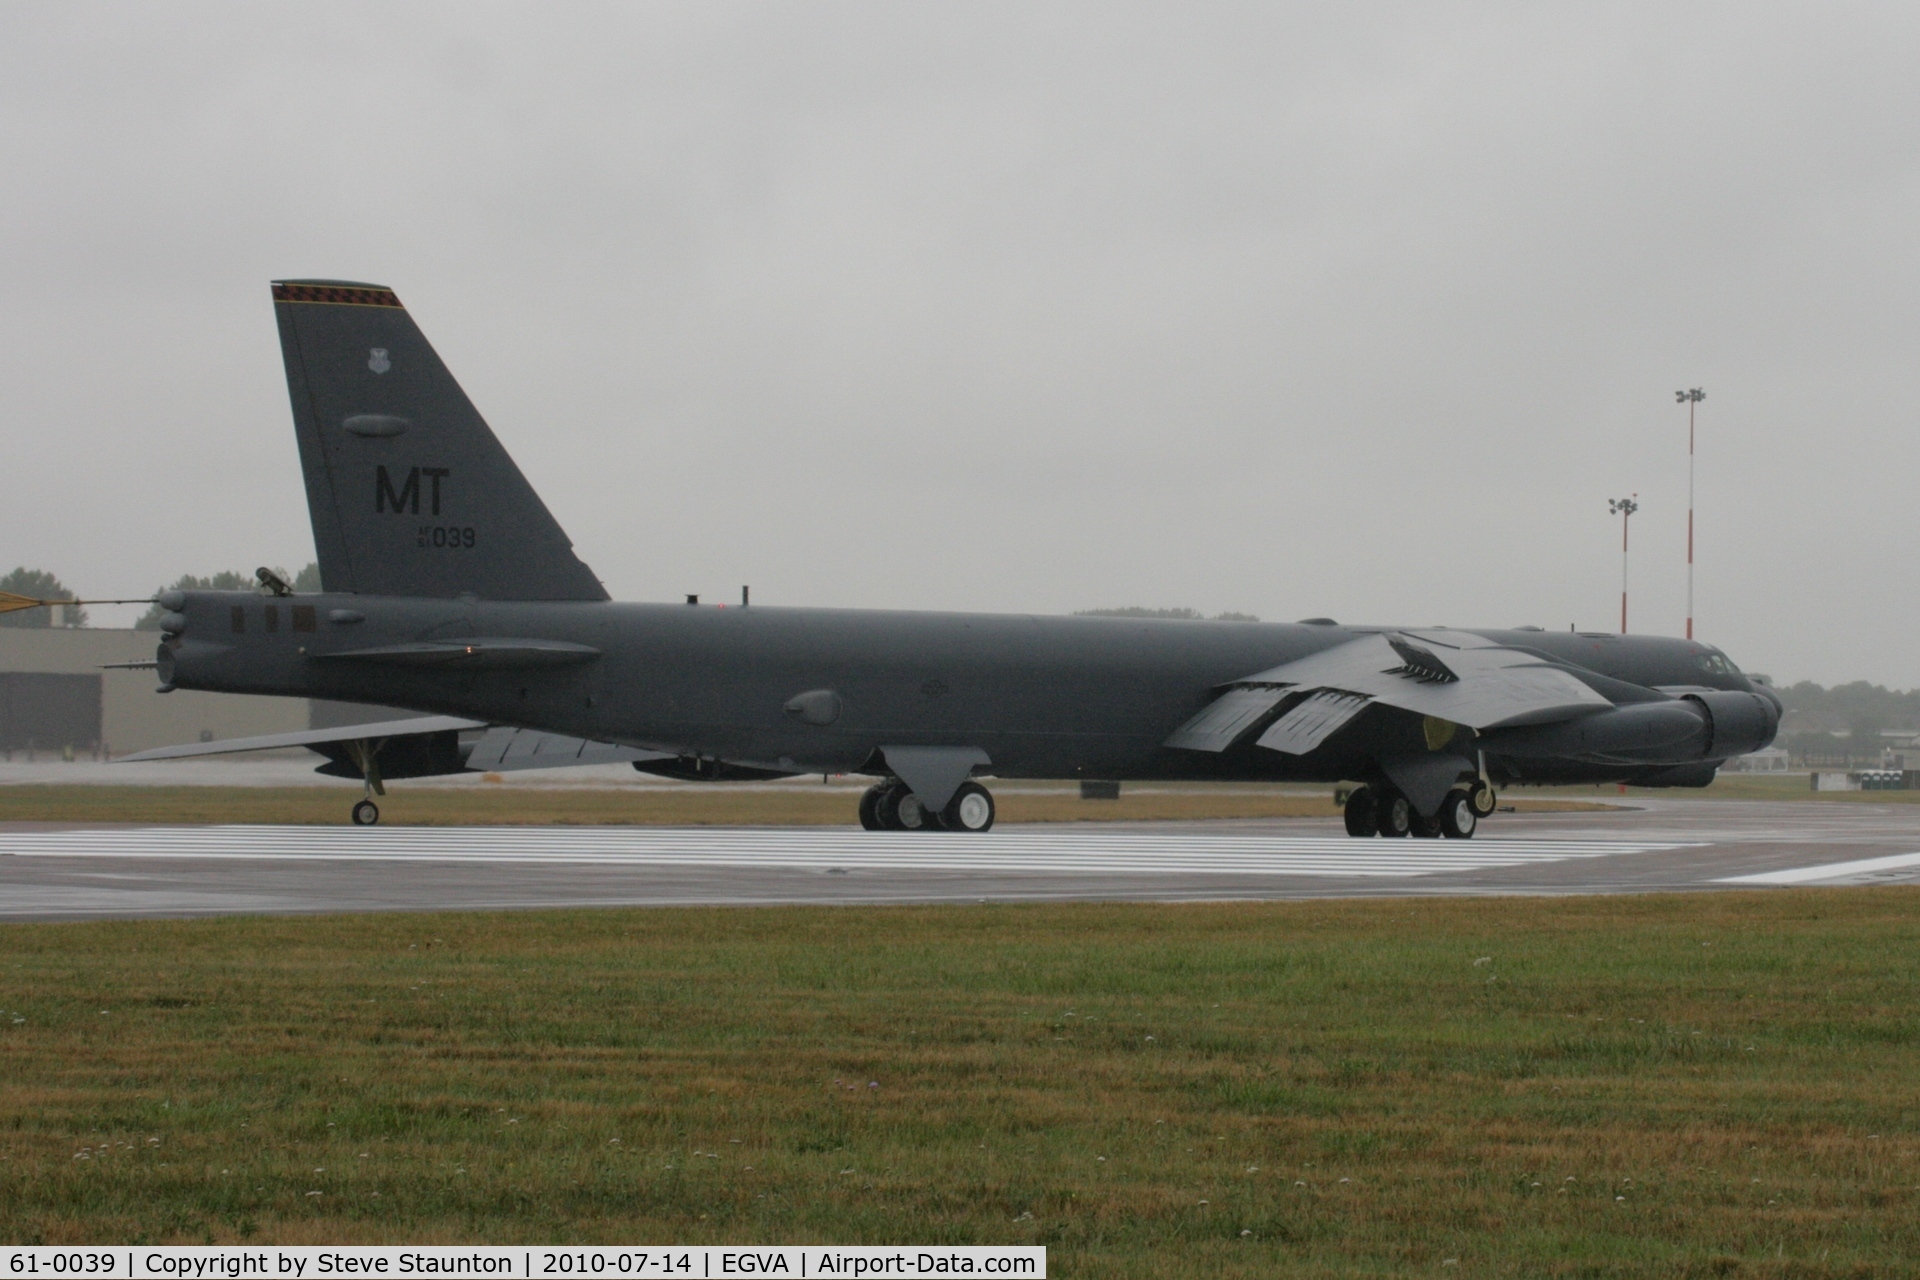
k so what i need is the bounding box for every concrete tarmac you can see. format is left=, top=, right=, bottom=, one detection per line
left=4, top=797, right=1920, bottom=920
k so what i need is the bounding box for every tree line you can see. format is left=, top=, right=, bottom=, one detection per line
left=0, top=564, right=319, bottom=629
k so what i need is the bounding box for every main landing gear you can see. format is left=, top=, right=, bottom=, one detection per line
left=858, top=780, right=996, bottom=832
left=1343, top=783, right=1488, bottom=840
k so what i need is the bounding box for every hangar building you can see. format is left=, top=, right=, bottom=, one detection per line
left=0, top=628, right=310, bottom=757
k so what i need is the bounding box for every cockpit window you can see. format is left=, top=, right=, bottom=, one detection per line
left=1695, top=652, right=1740, bottom=677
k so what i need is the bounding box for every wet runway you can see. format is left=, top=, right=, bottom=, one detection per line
left=3, top=798, right=1919, bottom=919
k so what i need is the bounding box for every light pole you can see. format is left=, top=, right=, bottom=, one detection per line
left=1609, top=495, right=1639, bottom=634
left=1675, top=387, right=1705, bottom=639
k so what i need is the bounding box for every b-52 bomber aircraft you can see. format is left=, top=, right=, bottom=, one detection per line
left=89, top=280, right=1779, bottom=837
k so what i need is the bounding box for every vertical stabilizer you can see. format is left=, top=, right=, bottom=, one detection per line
left=273, top=280, right=607, bottom=601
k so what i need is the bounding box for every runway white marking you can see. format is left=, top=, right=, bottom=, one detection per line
left=0, top=826, right=1699, bottom=880
left=1717, top=851, right=1920, bottom=885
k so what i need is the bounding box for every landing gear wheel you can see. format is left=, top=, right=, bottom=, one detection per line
left=1467, top=779, right=1496, bottom=818
left=1342, top=785, right=1380, bottom=837
left=942, top=782, right=995, bottom=832
left=873, top=782, right=907, bottom=830
left=1410, top=810, right=1443, bottom=839
left=1439, top=789, right=1477, bottom=839
left=859, top=784, right=887, bottom=831
left=895, top=790, right=938, bottom=831
left=1376, top=790, right=1412, bottom=838
left=351, top=799, right=380, bottom=826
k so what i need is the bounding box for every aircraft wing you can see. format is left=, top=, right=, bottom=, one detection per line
left=1166, top=630, right=1613, bottom=756
left=464, top=726, right=669, bottom=771
left=118, top=717, right=667, bottom=775
left=116, top=716, right=487, bottom=761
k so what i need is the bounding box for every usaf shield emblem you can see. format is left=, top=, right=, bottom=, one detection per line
left=367, top=348, right=391, bottom=374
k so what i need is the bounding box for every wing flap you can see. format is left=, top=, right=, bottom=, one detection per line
left=1163, top=686, right=1292, bottom=752
left=1254, top=690, right=1371, bottom=755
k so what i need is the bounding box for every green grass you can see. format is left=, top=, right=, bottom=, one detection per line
left=4, top=893, right=1920, bottom=1275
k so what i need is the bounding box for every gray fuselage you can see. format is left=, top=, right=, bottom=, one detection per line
left=157, top=591, right=1765, bottom=786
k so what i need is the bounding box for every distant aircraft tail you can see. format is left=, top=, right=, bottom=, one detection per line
left=271, top=280, right=607, bottom=601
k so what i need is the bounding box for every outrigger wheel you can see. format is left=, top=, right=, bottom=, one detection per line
left=1467, top=778, right=1497, bottom=818
left=351, top=799, right=380, bottom=826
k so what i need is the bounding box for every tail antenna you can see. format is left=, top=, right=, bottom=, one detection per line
left=0, top=592, right=154, bottom=616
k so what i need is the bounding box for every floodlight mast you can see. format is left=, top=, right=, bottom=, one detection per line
left=1676, top=388, right=1705, bottom=639
left=1608, top=495, right=1640, bottom=634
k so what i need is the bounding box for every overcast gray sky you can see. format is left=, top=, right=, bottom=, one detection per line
left=4, top=3, right=1917, bottom=684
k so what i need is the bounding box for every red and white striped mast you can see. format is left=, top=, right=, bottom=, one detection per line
left=1676, top=387, right=1705, bottom=639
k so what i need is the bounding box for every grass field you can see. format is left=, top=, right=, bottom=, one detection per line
left=0, top=783, right=1607, bottom=827
left=3, top=891, right=1919, bottom=1275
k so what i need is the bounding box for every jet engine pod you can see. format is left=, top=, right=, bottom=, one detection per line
left=633, top=756, right=805, bottom=782
left=1685, top=690, right=1780, bottom=759
left=1483, top=699, right=1710, bottom=763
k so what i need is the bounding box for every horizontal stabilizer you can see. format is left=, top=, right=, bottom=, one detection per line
left=1254, top=690, right=1371, bottom=755
left=466, top=726, right=669, bottom=771
left=1163, top=686, right=1291, bottom=752
left=116, top=715, right=486, bottom=762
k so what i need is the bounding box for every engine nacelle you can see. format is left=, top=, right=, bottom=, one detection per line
left=1685, top=689, right=1780, bottom=759
left=632, top=756, right=803, bottom=782
left=1485, top=688, right=1780, bottom=766
left=1482, top=699, right=1710, bottom=763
